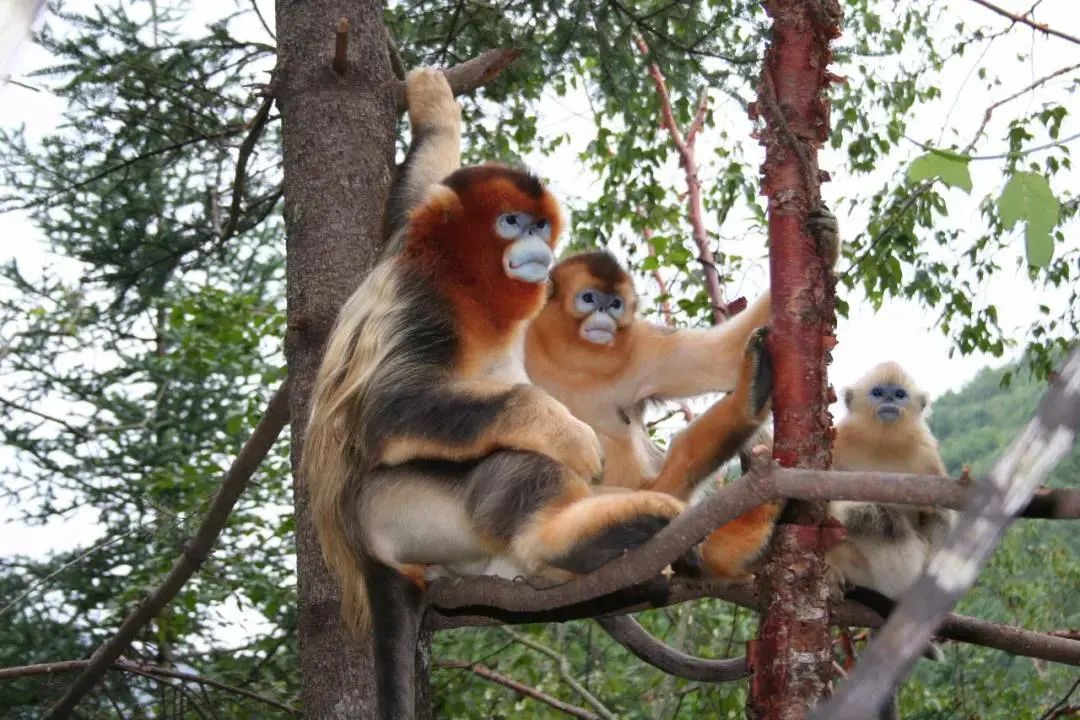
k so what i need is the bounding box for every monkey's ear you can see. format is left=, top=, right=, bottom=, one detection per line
left=843, top=388, right=855, bottom=408
left=918, top=392, right=928, bottom=411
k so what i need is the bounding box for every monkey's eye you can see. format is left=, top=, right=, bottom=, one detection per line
left=496, top=212, right=534, bottom=239
left=895, top=389, right=907, bottom=400
left=608, top=297, right=625, bottom=318
left=528, top=218, right=552, bottom=241
left=574, top=289, right=599, bottom=313
left=870, top=387, right=885, bottom=398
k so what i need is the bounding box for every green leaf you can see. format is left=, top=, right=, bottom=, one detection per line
left=997, top=171, right=1060, bottom=267
left=907, top=151, right=973, bottom=192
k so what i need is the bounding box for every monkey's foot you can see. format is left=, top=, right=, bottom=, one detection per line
left=701, top=499, right=782, bottom=580
left=807, top=205, right=841, bottom=267
left=742, top=326, right=773, bottom=420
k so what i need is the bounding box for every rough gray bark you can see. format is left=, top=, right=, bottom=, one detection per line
left=275, top=2, right=398, bottom=717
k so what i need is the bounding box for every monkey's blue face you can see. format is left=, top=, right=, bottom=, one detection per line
left=574, top=288, right=626, bottom=345
left=868, top=383, right=909, bottom=424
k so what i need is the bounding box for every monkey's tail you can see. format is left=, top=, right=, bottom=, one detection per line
left=366, top=561, right=426, bottom=720
left=302, top=392, right=373, bottom=634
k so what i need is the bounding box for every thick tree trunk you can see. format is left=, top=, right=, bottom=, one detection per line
left=276, top=2, right=397, bottom=717
left=747, top=1, right=842, bottom=718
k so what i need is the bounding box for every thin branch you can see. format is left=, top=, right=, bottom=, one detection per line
left=0, top=528, right=142, bottom=618
left=392, top=48, right=523, bottom=112
left=596, top=615, right=748, bottom=682
left=814, top=347, right=1080, bottom=720
left=385, top=27, right=406, bottom=81
left=436, top=661, right=601, bottom=720
left=433, top=579, right=1080, bottom=666
left=634, top=34, right=728, bottom=323
left=969, top=62, right=1080, bottom=148
left=968, top=0, right=1080, bottom=46
left=218, top=96, right=274, bottom=244
left=43, top=382, right=291, bottom=720
left=1038, top=677, right=1080, bottom=720
left=249, top=0, right=275, bottom=40
left=0, top=659, right=297, bottom=715
left=500, top=627, right=618, bottom=720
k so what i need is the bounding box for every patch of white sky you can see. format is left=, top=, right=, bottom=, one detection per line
left=0, top=0, right=1075, bottom=590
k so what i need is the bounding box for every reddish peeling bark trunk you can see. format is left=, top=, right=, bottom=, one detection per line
left=276, top=1, right=398, bottom=716
left=747, top=1, right=842, bottom=718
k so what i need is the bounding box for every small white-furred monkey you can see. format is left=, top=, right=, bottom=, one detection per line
left=827, top=361, right=956, bottom=602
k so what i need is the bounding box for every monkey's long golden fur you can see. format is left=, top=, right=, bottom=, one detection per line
left=304, top=261, right=406, bottom=632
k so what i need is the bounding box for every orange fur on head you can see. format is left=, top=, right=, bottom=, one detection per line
left=402, top=164, right=562, bottom=344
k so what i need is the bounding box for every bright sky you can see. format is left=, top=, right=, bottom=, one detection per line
left=0, top=0, right=1077, bottom=562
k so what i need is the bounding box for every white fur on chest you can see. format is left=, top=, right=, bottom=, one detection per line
left=480, top=329, right=531, bottom=385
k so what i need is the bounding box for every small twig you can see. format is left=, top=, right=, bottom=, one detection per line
left=42, top=383, right=291, bottom=719
left=968, top=62, right=1080, bottom=149
left=436, top=661, right=600, bottom=720
left=219, top=97, right=274, bottom=245
left=0, top=528, right=143, bottom=618
left=968, top=0, right=1080, bottom=46
left=501, top=628, right=618, bottom=720
left=1037, top=677, right=1080, bottom=720
left=332, top=17, right=349, bottom=75
left=249, top=0, right=275, bottom=40
left=0, top=659, right=298, bottom=715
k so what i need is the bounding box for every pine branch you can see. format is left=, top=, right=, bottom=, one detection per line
left=42, top=382, right=290, bottom=720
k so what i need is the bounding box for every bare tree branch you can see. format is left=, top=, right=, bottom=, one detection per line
left=0, top=659, right=297, bottom=715
left=218, top=96, right=274, bottom=245
left=43, top=382, right=291, bottom=720
left=596, top=615, right=748, bottom=682
left=634, top=34, right=728, bottom=322
left=500, top=627, right=618, bottom=720
left=814, top=348, right=1080, bottom=720
left=391, top=48, right=522, bottom=112
left=428, top=456, right=1079, bottom=617
left=968, top=0, right=1080, bottom=46
left=434, top=579, right=1080, bottom=666
left=436, top=660, right=601, bottom=720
